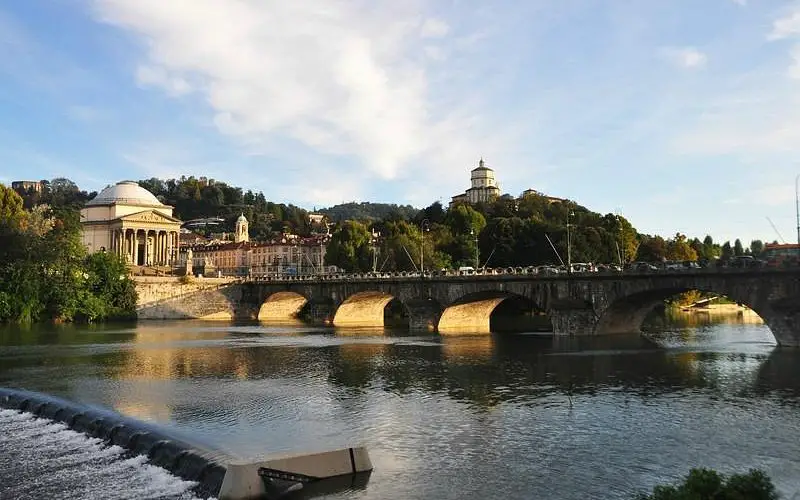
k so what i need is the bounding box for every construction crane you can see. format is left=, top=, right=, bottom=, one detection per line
left=766, top=217, right=787, bottom=244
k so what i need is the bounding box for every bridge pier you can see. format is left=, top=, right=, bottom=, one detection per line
left=550, top=302, right=598, bottom=336
left=760, top=302, right=800, bottom=347
left=405, top=298, right=443, bottom=332
left=303, top=299, right=337, bottom=325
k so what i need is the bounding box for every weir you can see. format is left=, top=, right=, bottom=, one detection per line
left=0, top=388, right=372, bottom=500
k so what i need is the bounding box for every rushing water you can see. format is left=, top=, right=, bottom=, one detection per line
left=1, top=315, right=799, bottom=500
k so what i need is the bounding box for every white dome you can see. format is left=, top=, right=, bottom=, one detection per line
left=237, top=213, right=248, bottom=223
left=87, top=181, right=163, bottom=206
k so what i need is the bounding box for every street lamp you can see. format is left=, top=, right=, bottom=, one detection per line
left=371, top=229, right=380, bottom=272
left=795, top=174, right=800, bottom=253
left=566, top=210, right=574, bottom=275
left=470, top=228, right=479, bottom=269
left=420, top=219, right=430, bottom=274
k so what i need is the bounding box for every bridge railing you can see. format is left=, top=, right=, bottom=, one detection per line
left=245, top=263, right=797, bottom=284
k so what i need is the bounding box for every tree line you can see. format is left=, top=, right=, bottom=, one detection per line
left=323, top=193, right=767, bottom=272
left=137, top=177, right=314, bottom=239
left=11, top=177, right=767, bottom=274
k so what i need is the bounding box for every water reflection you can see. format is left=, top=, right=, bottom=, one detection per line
left=2, top=316, right=800, bottom=499
left=0, top=321, right=793, bottom=412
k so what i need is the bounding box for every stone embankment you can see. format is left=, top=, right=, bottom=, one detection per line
left=134, top=276, right=239, bottom=320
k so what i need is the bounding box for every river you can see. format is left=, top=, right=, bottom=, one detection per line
left=1, top=313, right=799, bottom=499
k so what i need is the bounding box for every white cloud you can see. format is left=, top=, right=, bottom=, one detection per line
left=420, top=18, right=449, bottom=39
left=730, top=0, right=746, bottom=6
left=90, top=0, right=489, bottom=192
left=660, top=46, right=707, bottom=69
left=767, top=10, right=800, bottom=41
left=135, top=65, right=192, bottom=96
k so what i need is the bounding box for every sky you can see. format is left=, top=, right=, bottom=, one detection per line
left=1, top=0, right=800, bottom=244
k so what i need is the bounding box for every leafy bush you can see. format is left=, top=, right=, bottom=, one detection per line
left=0, top=188, right=137, bottom=323
left=638, top=468, right=779, bottom=500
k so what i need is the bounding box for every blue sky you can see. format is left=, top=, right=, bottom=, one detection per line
left=1, top=0, right=800, bottom=244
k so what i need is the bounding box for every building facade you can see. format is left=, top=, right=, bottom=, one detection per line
left=450, top=158, right=501, bottom=207
left=11, top=180, right=45, bottom=194
left=183, top=236, right=330, bottom=277
left=80, top=181, right=182, bottom=266
left=180, top=214, right=330, bottom=276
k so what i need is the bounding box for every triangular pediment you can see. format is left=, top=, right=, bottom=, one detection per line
left=116, top=210, right=182, bottom=224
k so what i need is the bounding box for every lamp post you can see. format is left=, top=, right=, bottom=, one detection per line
left=794, top=174, right=800, bottom=255
left=420, top=219, right=430, bottom=274
left=566, top=211, right=574, bottom=275
left=370, top=230, right=380, bottom=272
left=617, top=213, right=625, bottom=269
left=470, top=228, right=479, bottom=269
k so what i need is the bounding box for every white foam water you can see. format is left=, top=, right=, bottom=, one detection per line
left=0, top=409, right=216, bottom=500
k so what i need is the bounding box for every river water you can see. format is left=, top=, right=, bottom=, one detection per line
left=1, top=314, right=799, bottom=499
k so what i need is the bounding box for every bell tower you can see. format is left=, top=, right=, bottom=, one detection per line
left=235, top=213, right=249, bottom=243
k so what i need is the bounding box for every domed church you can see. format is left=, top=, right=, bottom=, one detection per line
left=80, top=181, right=182, bottom=266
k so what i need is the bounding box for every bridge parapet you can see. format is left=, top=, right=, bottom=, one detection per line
left=136, top=268, right=800, bottom=347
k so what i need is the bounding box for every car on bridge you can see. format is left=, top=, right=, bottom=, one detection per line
left=628, top=262, right=658, bottom=272
left=726, top=255, right=766, bottom=269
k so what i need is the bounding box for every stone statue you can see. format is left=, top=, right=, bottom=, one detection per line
left=185, top=249, right=193, bottom=276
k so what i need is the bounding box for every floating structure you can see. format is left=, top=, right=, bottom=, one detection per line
left=0, top=388, right=372, bottom=500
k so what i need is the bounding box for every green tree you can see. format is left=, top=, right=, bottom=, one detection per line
left=324, top=221, right=372, bottom=271
left=636, top=235, right=667, bottom=262
left=721, top=241, right=733, bottom=260
left=445, top=204, right=486, bottom=235
left=83, top=252, right=137, bottom=320
left=637, top=468, right=778, bottom=500
left=750, top=240, right=764, bottom=257
left=0, top=184, right=26, bottom=229
left=734, top=238, right=744, bottom=257
left=665, top=233, right=698, bottom=261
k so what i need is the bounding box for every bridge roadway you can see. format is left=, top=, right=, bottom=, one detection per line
left=137, top=267, right=800, bottom=347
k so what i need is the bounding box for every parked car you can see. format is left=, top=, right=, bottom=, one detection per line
left=570, top=263, right=595, bottom=273
left=630, top=262, right=658, bottom=272
left=537, top=265, right=560, bottom=275
left=729, top=255, right=766, bottom=268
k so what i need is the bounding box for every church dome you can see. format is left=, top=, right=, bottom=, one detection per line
left=86, top=181, right=163, bottom=206
left=237, top=213, right=248, bottom=223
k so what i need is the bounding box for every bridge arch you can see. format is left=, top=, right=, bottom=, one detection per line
left=258, top=292, right=309, bottom=321
left=438, top=291, right=550, bottom=335
left=333, top=292, right=408, bottom=329
left=332, top=292, right=445, bottom=331
left=594, top=287, right=789, bottom=344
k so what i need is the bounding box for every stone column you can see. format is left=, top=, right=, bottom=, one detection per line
left=167, top=231, right=174, bottom=265
left=158, top=231, right=166, bottom=266
left=133, top=230, right=139, bottom=266
left=145, top=230, right=151, bottom=266
left=155, top=231, right=161, bottom=265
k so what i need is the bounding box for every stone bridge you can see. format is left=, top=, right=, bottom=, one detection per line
left=135, top=269, right=800, bottom=347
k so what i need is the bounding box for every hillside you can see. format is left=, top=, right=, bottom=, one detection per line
left=318, top=202, right=419, bottom=222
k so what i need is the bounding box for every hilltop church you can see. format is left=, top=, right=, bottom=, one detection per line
left=449, top=158, right=501, bottom=207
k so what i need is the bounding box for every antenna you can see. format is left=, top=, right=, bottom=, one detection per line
left=766, top=217, right=787, bottom=244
